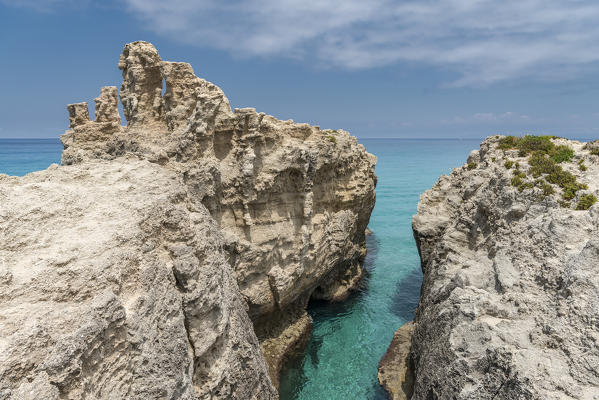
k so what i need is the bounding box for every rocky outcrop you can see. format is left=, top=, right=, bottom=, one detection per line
left=378, top=322, right=415, bottom=400
left=61, top=41, right=377, bottom=385
left=1, top=41, right=376, bottom=398
left=0, top=160, right=275, bottom=399
left=381, top=135, right=599, bottom=399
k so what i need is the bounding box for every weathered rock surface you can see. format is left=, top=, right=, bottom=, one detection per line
left=61, top=41, right=377, bottom=384
left=1, top=41, right=376, bottom=398
left=378, top=321, right=414, bottom=400
left=0, top=160, right=275, bottom=399
left=382, top=136, right=599, bottom=399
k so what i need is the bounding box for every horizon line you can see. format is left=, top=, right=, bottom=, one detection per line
left=0, top=136, right=487, bottom=141
left=0, top=136, right=596, bottom=141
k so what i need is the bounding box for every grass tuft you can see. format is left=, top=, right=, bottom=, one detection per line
left=498, top=135, right=588, bottom=204
left=558, top=200, right=571, bottom=208
left=498, top=135, right=520, bottom=150
left=550, top=145, right=574, bottom=163
left=516, top=135, right=554, bottom=156
left=542, top=183, right=555, bottom=196
left=575, top=194, right=597, bottom=210
left=498, top=135, right=573, bottom=162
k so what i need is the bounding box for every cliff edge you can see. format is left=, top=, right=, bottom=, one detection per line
left=0, top=41, right=377, bottom=398
left=380, top=135, right=599, bottom=399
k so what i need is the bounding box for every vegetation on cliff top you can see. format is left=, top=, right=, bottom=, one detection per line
left=499, top=135, right=574, bottom=162
left=498, top=135, right=594, bottom=208
left=583, top=140, right=599, bottom=156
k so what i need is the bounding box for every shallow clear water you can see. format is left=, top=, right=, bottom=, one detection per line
left=0, top=139, right=62, bottom=176
left=0, top=137, right=480, bottom=399
left=279, top=139, right=480, bottom=400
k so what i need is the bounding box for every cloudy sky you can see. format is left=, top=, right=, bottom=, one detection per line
left=1, top=0, right=599, bottom=138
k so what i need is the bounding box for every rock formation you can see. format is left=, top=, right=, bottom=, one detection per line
left=0, top=161, right=275, bottom=399
left=380, top=136, right=599, bottom=399
left=0, top=41, right=377, bottom=398
left=378, top=322, right=414, bottom=400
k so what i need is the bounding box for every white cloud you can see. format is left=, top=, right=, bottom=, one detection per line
left=442, top=112, right=534, bottom=125
left=7, top=0, right=599, bottom=86
left=0, top=0, right=86, bottom=12
left=120, top=0, right=599, bottom=86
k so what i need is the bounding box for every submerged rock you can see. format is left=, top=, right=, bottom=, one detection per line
left=378, top=321, right=415, bottom=400
left=0, top=41, right=377, bottom=399
left=381, top=135, right=599, bottom=399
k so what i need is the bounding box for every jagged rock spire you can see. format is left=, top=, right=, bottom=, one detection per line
left=94, top=86, right=120, bottom=124
left=118, top=41, right=164, bottom=127
left=67, top=102, right=90, bottom=128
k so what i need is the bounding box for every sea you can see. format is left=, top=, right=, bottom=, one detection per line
left=0, top=139, right=63, bottom=176
left=0, top=138, right=481, bottom=400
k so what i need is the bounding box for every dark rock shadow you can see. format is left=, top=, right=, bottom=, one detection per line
left=389, top=267, right=422, bottom=321
left=363, top=230, right=380, bottom=274
left=279, top=232, right=384, bottom=399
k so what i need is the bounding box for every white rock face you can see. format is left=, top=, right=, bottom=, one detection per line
left=0, top=160, right=275, bottom=399
left=1, top=41, right=377, bottom=398
left=401, top=136, right=599, bottom=399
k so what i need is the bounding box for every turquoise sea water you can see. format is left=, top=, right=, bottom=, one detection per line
left=0, top=139, right=62, bottom=176
left=0, top=138, right=480, bottom=399
left=279, top=139, right=480, bottom=399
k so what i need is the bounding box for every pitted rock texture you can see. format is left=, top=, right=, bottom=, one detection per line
left=0, top=160, right=276, bottom=399
left=378, top=321, right=415, bottom=400
left=3, top=41, right=376, bottom=397
left=118, top=41, right=165, bottom=127
left=61, top=41, right=377, bottom=382
left=390, top=136, right=599, bottom=399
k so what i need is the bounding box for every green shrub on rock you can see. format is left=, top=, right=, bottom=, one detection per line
left=516, top=135, right=554, bottom=156
left=562, top=182, right=588, bottom=200
left=529, top=153, right=559, bottom=177
left=550, top=145, right=574, bottom=163
left=559, top=200, right=571, bottom=208
left=498, top=135, right=573, bottom=163
left=511, top=175, right=524, bottom=188
left=498, top=135, right=587, bottom=203
left=498, top=135, right=520, bottom=150
left=575, top=194, right=597, bottom=210
left=542, top=183, right=555, bottom=197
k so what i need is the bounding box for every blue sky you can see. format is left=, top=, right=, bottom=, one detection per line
left=1, top=0, right=599, bottom=139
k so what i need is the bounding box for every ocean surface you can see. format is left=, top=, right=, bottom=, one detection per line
left=279, top=138, right=480, bottom=399
left=0, top=137, right=480, bottom=399
left=0, top=139, right=63, bottom=176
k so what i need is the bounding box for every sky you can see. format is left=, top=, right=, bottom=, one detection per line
left=1, top=0, right=599, bottom=139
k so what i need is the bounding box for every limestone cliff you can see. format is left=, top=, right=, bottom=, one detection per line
left=380, top=135, right=599, bottom=399
left=0, top=160, right=275, bottom=399
left=0, top=41, right=376, bottom=398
